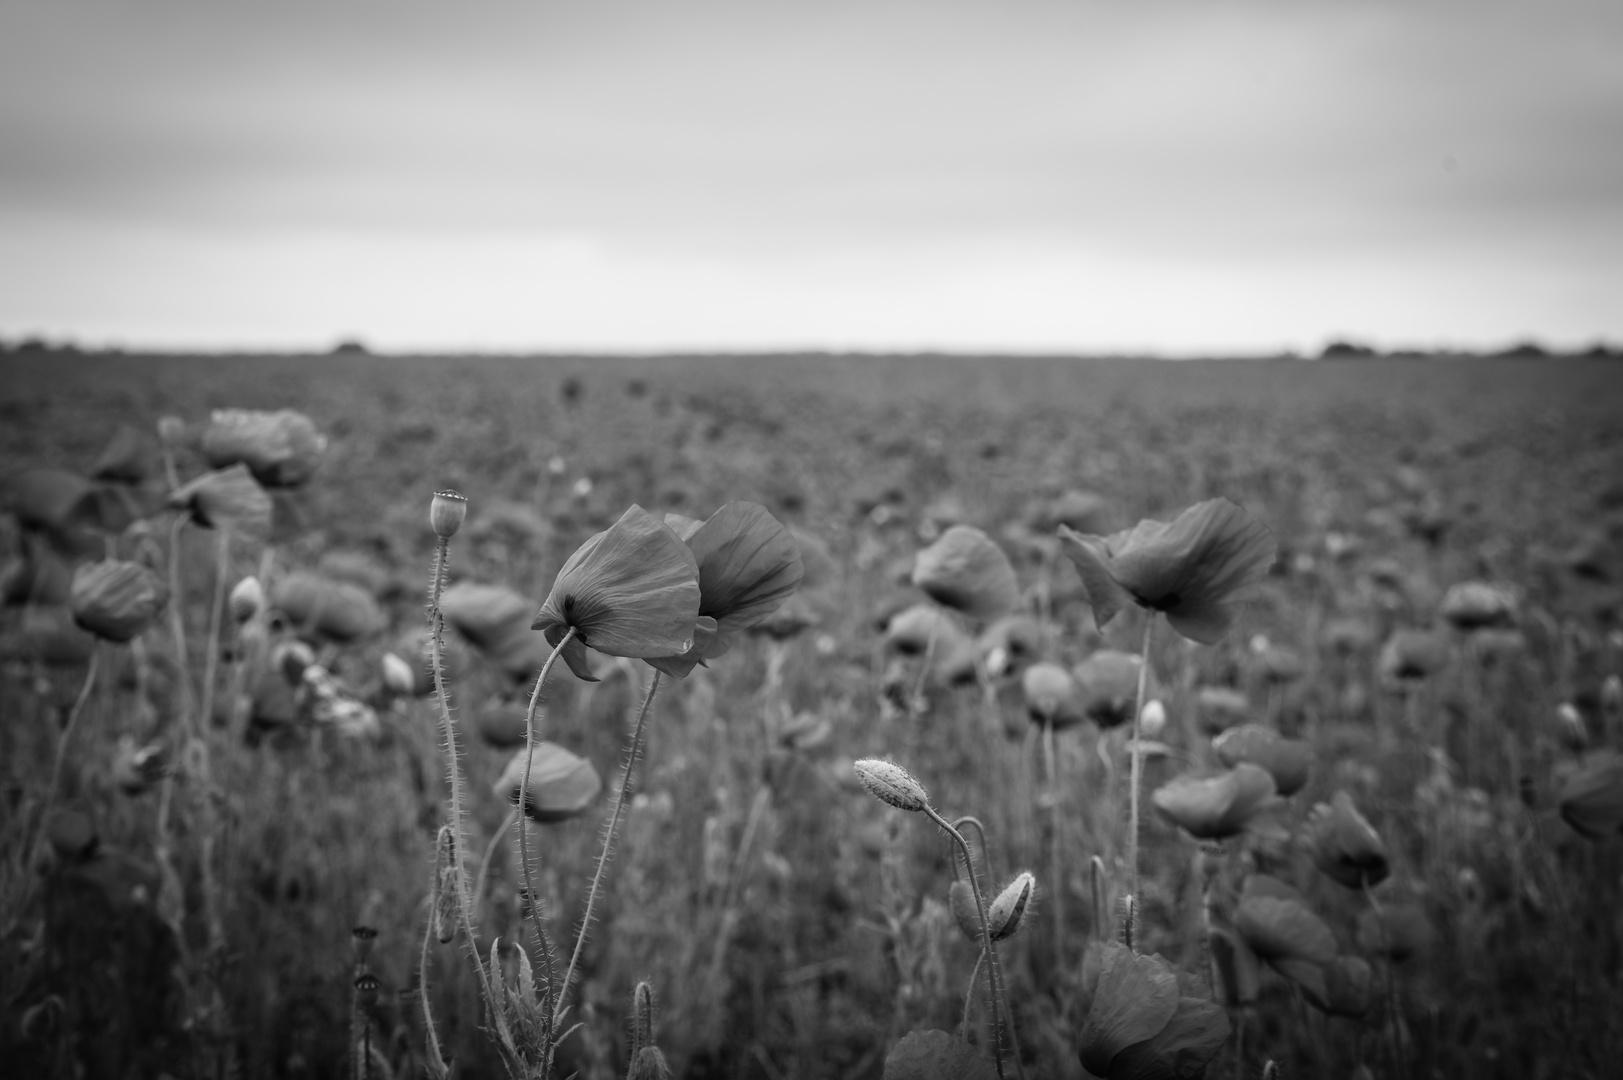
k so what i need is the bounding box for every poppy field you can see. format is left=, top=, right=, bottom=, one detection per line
left=2, top=349, right=1623, bottom=1079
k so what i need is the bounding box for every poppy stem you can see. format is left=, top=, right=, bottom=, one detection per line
left=424, top=535, right=506, bottom=1045
left=517, top=625, right=578, bottom=994
left=27, top=643, right=101, bottom=875
left=923, top=805, right=1011, bottom=1080
left=553, top=667, right=662, bottom=1029
left=1126, top=615, right=1155, bottom=949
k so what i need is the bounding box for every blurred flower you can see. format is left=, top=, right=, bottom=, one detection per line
left=1304, top=792, right=1390, bottom=888
left=1152, top=764, right=1280, bottom=840
left=69, top=559, right=168, bottom=642
left=1, top=543, right=73, bottom=607
left=229, top=575, right=265, bottom=624
left=381, top=652, right=418, bottom=697
left=532, top=505, right=703, bottom=682
left=1022, top=662, right=1086, bottom=730
left=1075, top=650, right=1153, bottom=729
left=1555, top=702, right=1588, bottom=751
left=1356, top=902, right=1433, bottom=963
left=201, top=408, right=327, bottom=487
left=1036, top=488, right=1113, bottom=534
left=1319, top=617, right=1375, bottom=657
left=1212, top=725, right=1314, bottom=796
left=167, top=464, right=273, bottom=538
left=978, top=613, right=1042, bottom=678
left=647, top=501, right=803, bottom=678
left=272, top=572, right=385, bottom=644
left=1058, top=497, right=1277, bottom=645
left=1378, top=629, right=1450, bottom=684
left=1207, top=926, right=1261, bottom=1007
left=1248, top=637, right=1305, bottom=684
left=1078, top=943, right=1229, bottom=1080
left=1557, top=748, right=1623, bottom=840
left=111, top=735, right=167, bottom=794
left=911, top=524, right=1019, bottom=620
left=90, top=424, right=156, bottom=484
left=493, top=742, right=603, bottom=822
left=1194, top=685, right=1250, bottom=735
left=1234, top=874, right=1341, bottom=1004
left=1303, top=956, right=1374, bottom=1018
left=1440, top=581, right=1516, bottom=631
left=1139, top=699, right=1167, bottom=738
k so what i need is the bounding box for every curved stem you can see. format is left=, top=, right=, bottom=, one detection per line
left=516, top=626, right=577, bottom=993
left=554, top=668, right=661, bottom=1028
left=418, top=897, right=447, bottom=1080
left=198, top=528, right=230, bottom=735
left=924, top=805, right=1009, bottom=1080
left=424, top=538, right=501, bottom=1028
left=1126, top=616, right=1155, bottom=947
left=961, top=950, right=985, bottom=1038
left=474, top=804, right=521, bottom=910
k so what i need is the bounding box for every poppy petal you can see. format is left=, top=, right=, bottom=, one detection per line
left=645, top=615, right=721, bottom=679
left=1109, top=996, right=1230, bottom=1080
left=911, top=525, right=1020, bottom=619
left=687, top=502, right=804, bottom=633
left=1057, top=526, right=1132, bottom=632
left=1078, top=944, right=1180, bottom=1076
left=545, top=624, right=600, bottom=682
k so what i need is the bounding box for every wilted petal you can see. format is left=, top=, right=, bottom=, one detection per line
left=686, top=501, right=803, bottom=633
left=1078, top=943, right=1180, bottom=1077
left=1057, top=526, right=1132, bottom=633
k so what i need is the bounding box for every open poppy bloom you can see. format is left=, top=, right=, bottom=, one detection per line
left=1058, top=498, right=1277, bottom=645
left=911, top=524, right=1019, bottom=620
left=1234, top=873, right=1350, bottom=1008
left=1303, top=791, right=1390, bottom=888
left=646, top=501, right=803, bottom=678
left=1078, top=943, right=1229, bottom=1080
left=1212, top=724, right=1314, bottom=796
left=167, top=464, right=273, bottom=539
left=532, top=505, right=703, bottom=682
left=201, top=408, right=327, bottom=488
left=1151, top=763, right=1280, bottom=840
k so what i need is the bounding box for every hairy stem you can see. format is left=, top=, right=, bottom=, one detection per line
left=418, top=898, right=447, bottom=1080
left=924, top=805, right=1010, bottom=1080
left=517, top=625, right=577, bottom=991
left=555, top=668, right=661, bottom=1027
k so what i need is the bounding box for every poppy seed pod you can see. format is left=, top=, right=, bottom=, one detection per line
left=1152, top=763, right=1280, bottom=840
left=532, top=505, right=704, bottom=683
left=987, top=871, right=1036, bottom=941
left=492, top=742, right=603, bottom=823
left=647, top=501, right=803, bottom=678
left=1212, top=725, right=1314, bottom=796
left=229, top=575, right=265, bottom=624
left=69, top=559, right=168, bottom=642
left=911, top=524, right=1020, bottom=620
left=1557, top=749, right=1623, bottom=840
left=1059, top=497, right=1277, bottom=646
left=853, top=758, right=929, bottom=812
left=430, top=489, right=467, bottom=539
left=167, top=464, right=273, bottom=538
left=201, top=408, right=327, bottom=487
left=1304, top=791, right=1390, bottom=888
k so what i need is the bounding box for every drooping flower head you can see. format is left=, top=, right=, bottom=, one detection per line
left=532, top=505, right=703, bottom=682
left=1059, top=498, right=1277, bottom=645
left=1303, top=791, right=1390, bottom=888
left=647, top=501, right=803, bottom=678
left=167, top=463, right=273, bottom=539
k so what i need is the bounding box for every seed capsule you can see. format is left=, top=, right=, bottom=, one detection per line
left=430, top=490, right=467, bottom=539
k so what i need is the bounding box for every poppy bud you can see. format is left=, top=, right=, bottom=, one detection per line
left=111, top=735, right=167, bottom=794
left=69, top=559, right=168, bottom=642
left=853, top=758, right=929, bottom=812
left=1303, top=792, right=1389, bottom=888
left=45, top=808, right=98, bottom=861
left=987, top=871, right=1036, bottom=941
left=433, top=825, right=458, bottom=944
left=631, top=980, right=657, bottom=1053
left=430, top=489, right=467, bottom=539
left=947, top=879, right=981, bottom=943
left=381, top=652, right=417, bottom=696
left=1555, top=702, right=1588, bottom=750
left=627, top=1047, right=673, bottom=1080
left=229, top=575, right=265, bottom=624
left=1139, top=699, right=1167, bottom=738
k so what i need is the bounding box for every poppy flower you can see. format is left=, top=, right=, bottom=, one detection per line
left=647, top=501, right=803, bottom=678
left=1303, top=792, right=1390, bottom=888
left=1440, top=581, right=1517, bottom=631
left=1212, top=725, right=1314, bottom=796
left=1075, top=650, right=1154, bottom=728
left=69, top=559, right=169, bottom=643
left=167, top=464, right=273, bottom=538
left=1234, top=874, right=1343, bottom=1004
left=1151, top=763, right=1279, bottom=840
left=493, top=742, right=603, bottom=822
left=1078, top=943, right=1229, bottom=1080
left=271, top=572, right=385, bottom=644
left=90, top=424, right=156, bottom=484
left=978, top=613, right=1042, bottom=678
left=1377, top=628, right=1450, bottom=684
left=1557, top=749, right=1623, bottom=840
left=1194, top=686, right=1250, bottom=735
left=1022, top=661, right=1086, bottom=730
left=911, top=524, right=1019, bottom=620
left=1058, top=498, right=1277, bottom=645
left=531, top=505, right=704, bottom=682
left=201, top=408, right=327, bottom=488
left=439, top=581, right=553, bottom=680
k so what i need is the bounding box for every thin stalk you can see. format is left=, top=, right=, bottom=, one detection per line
left=418, top=900, right=447, bottom=1080
left=198, top=528, right=230, bottom=734
left=1126, top=616, right=1155, bottom=945
left=29, top=645, right=101, bottom=869
left=475, top=805, right=521, bottom=909
left=1043, top=722, right=1063, bottom=955
left=554, top=668, right=662, bottom=1027
left=516, top=626, right=578, bottom=991
left=923, top=805, right=1010, bottom=1080
left=166, top=514, right=195, bottom=734
left=960, top=950, right=985, bottom=1038
left=424, top=537, right=502, bottom=1026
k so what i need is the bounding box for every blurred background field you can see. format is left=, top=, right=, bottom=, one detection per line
left=3, top=351, right=1623, bottom=1079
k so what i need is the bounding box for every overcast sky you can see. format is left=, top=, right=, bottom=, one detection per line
left=2, top=1, right=1619, bottom=355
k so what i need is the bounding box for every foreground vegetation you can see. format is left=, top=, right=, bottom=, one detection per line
left=2, top=351, right=1621, bottom=1079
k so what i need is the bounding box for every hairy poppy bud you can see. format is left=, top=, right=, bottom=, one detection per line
left=229, top=575, right=264, bottom=624
left=433, top=825, right=458, bottom=944
left=987, top=871, right=1036, bottom=941
left=430, top=489, right=467, bottom=539
left=381, top=652, right=417, bottom=696
left=853, top=758, right=928, bottom=812
left=70, top=559, right=168, bottom=642
left=947, top=879, right=981, bottom=943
